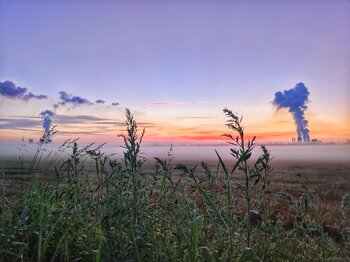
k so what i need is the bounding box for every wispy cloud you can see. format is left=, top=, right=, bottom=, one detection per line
left=23, top=92, right=47, bottom=101
left=0, top=80, right=47, bottom=101
left=152, top=101, right=208, bottom=106
left=111, top=102, right=119, bottom=106
left=53, top=114, right=110, bottom=123
left=55, top=130, right=110, bottom=135
left=95, top=99, right=105, bottom=104
left=52, top=115, right=152, bottom=127
left=0, top=114, right=155, bottom=130
left=0, top=117, right=39, bottom=129
left=176, top=116, right=215, bottom=119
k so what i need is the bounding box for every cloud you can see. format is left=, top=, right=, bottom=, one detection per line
left=0, top=80, right=47, bottom=101
left=52, top=114, right=154, bottom=127
left=96, top=121, right=126, bottom=125
left=0, top=81, right=26, bottom=97
left=152, top=101, right=208, bottom=106
left=52, top=114, right=110, bottom=124
left=56, top=130, right=106, bottom=135
left=23, top=92, right=47, bottom=101
left=0, top=113, right=155, bottom=138
left=57, top=91, right=93, bottom=107
left=55, top=91, right=119, bottom=108
left=0, top=81, right=120, bottom=111
left=0, top=117, right=39, bottom=129
left=0, top=115, right=111, bottom=129
left=176, top=116, right=215, bottom=119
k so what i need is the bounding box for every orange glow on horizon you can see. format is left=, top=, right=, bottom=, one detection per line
left=1, top=112, right=349, bottom=144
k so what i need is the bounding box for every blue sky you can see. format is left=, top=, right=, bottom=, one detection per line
left=0, top=0, right=349, bottom=143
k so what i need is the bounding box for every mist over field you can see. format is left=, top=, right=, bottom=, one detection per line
left=1, top=142, right=349, bottom=163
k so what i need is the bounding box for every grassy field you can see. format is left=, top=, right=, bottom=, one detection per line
left=0, top=109, right=349, bottom=261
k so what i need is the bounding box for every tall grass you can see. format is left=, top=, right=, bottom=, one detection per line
left=0, top=108, right=349, bottom=261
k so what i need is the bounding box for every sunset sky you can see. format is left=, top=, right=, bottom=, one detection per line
left=1, top=0, right=350, bottom=145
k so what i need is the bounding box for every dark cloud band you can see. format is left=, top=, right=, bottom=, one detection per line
left=0, top=80, right=47, bottom=101
left=58, top=91, right=93, bottom=106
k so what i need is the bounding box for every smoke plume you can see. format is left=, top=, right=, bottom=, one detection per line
left=273, top=82, right=310, bottom=142
left=40, top=110, right=55, bottom=143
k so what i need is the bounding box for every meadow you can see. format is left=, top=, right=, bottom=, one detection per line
left=0, top=109, right=349, bottom=261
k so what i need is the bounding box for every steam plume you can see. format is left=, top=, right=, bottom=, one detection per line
left=273, top=82, right=310, bottom=142
left=40, top=110, right=55, bottom=143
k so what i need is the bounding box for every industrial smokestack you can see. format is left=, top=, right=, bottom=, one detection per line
left=273, top=83, right=311, bottom=142
left=40, top=110, right=55, bottom=143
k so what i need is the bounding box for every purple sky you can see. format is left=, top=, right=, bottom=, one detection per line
left=0, top=0, right=349, bottom=143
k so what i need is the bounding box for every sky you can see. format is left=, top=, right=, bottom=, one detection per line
left=1, top=0, right=350, bottom=145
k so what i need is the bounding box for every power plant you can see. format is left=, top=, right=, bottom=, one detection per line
left=292, top=137, right=321, bottom=143
left=273, top=83, right=311, bottom=143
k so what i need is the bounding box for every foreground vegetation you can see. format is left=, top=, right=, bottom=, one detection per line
left=0, top=109, right=349, bottom=261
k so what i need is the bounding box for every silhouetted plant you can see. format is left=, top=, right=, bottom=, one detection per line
left=118, top=108, right=145, bottom=223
